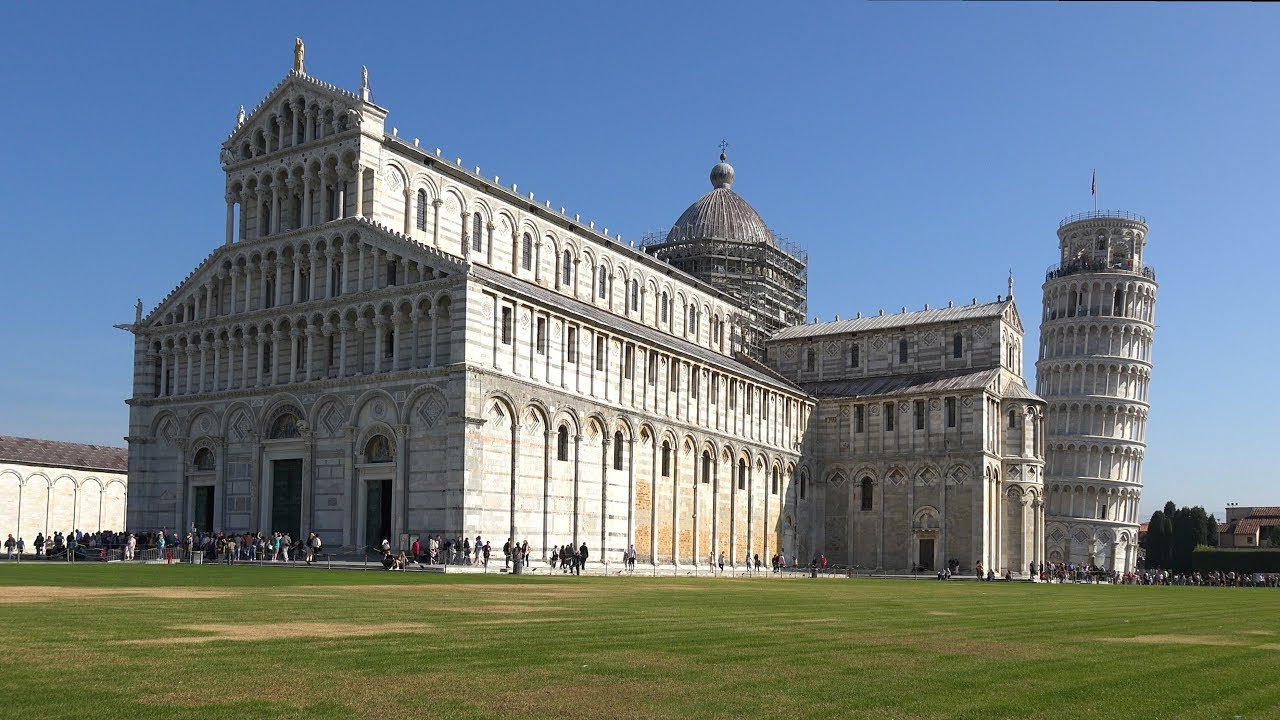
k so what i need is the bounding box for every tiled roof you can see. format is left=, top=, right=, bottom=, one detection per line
left=469, top=266, right=807, bottom=396
left=772, top=300, right=1011, bottom=341
left=1242, top=507, right=1280, bottom=518
left=0, top=436, right=127, bottom=473
left=1230, top=519, right=1279, bottom=535
left=795, top=368, right=1001, bottom=400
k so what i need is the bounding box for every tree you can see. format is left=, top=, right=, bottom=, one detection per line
left=1204, top=513, right=1220, bottom=548
left=1171, top=506, right=1211, bottom=571
left=1144, top=510, right=1171, bottom=569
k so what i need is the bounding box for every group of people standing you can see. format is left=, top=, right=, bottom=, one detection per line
left=550, top=543, right=591, bottom=574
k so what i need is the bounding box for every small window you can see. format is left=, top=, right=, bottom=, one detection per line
left=661, top=441, right=671, bottom=477
left=953, top=333, right=963, bottom=359
left=415, top=190, right=428, bottom=231
left=597, top=265, right=607, bottom=299
left=365, top=434, right=393, bottom=463
left=595, top=335, right=605, bottom=371
left=799, top=474, right=807, bottom=500
left=383, top=327, right=394, bottom=358
left=946, top=397, right=957, bottom=428
left=500, top=307, right=512, bottom=345
left=624, top=343, right=634, bottom=379
left=562, top=250, right=572, bottom=286
left=567, top=326, right=578, bottom=363
left=557, top=426, right=569, bottom=461
left=1008, top=408, right=1018, bottom=429
left=192, top=448, right=215, bottom=472
left=262, top=341, right=273, bottom=375
left=688, top=304, right=697, bottom=335
left=884, top=402, right=895, bottom=431
left=855, top=405, right=864, bottom=433
left=914, top=400, right=925, bottom=430
left=711, top=373, right=719, bottom=403
left=701, top=452, right=712, bottom=484
left=536, top=317, right=547, bottom=355
left=613, top=431, right=625, bottom=471
left=660, top=292, right=669, bottom=324
left=861, top=477, right=873, bottom=511
left=850, top=343, right=860, bottom=367
left=521, top=233, right=533, bottom=270
left=771, top=467, right=779, bottom=495
left=472, top=213, right=484, bottom=253
left=690, top=368, right=699, bottom=399
left=327, top=334, right=336, bottom=367
left=630, top=279, right=639, bottom=311
left=898, top=339, right=908, bottom=364
left=737, top=460, right=747, bottom=491
left=647, top=352, right=657, bottom=386
left=805, top=348, right=816, bottom=372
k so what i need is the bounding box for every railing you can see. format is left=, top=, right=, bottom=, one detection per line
left=1045, top=258, right=1156, bottom=282
left=1058, top=210, right=1147, bottom=228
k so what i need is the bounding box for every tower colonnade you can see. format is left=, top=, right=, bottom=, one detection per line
left=1037, top=212, right=1157, bottom=573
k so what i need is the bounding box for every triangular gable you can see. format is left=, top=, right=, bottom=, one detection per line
left=222, top=70, right=384, bottom=152
left=1003, top=300, right=1024, bottom=334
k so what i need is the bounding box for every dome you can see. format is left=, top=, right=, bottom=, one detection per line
left=665, top=154, right=775, bottom=246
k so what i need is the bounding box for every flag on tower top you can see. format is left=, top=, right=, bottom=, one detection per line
left=1091, top=170, right=1096, bottom=197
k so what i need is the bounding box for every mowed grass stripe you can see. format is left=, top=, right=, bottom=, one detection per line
left=3, top=565, right=1279, bottom=719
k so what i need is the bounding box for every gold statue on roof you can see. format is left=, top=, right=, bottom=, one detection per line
left=294, top=37, right=305, bottom=74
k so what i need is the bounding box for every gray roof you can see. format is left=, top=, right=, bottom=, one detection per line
left=0, top=436, right=128, bottom=473
left=772, top=300, right=1012, bottom=341
left=469, top=266, right=805, bottom=395
left=796, top=368, right=1001, bottom=400
left=664, top=186, right=776, bottom=247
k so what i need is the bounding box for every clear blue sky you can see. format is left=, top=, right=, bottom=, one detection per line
left=1, top=3, right=1275, bottom=521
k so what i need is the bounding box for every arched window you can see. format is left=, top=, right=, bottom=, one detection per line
left=1113, top=288, right=1123, bottom=316
left=384, top=327, right=394, bottom=358
left=688, top=305, right=697, bottom=335
left=598, top=264, right=607, bottom=299
left=192, top=448, right=215, bottom=472
left=268, top=412, right=300, bottom=439
left=701, top=451, right=711, bottom=484
left=953, top=333, right=963, bottom=359
left=471, top=213, right=483, bottom=253
left=661, top=441, right=671, bottom=477
left=799, top=473, right=807, bottom=500
left=521, top=233, right=533, bottom=270
left=771, top=467, right=779, bottom=495
left=737, top=459, right=747, bottom=490
left=557, top=425, right=569, bottom=461
left=262, top=341, right=274, bottom=376
left=899, top=339, right=909, bottom=364
left=861, top=477, right=873, bottom=511
left=364, top=434, right=393, bottom=462
left=613, top=431, right=624, bottom=470
left=850, top=343, right=860, bottom=367
left=805, top=348, right=816, bottom=372
left=630, top=279, right=639, bottom=311
left=660, top=292, right=669, bottom=324
left=562, top=250, right=573, bottom=286
left=416, top=190, right=428, bottom=231
left=1008, top=409, right=1018, bottom=429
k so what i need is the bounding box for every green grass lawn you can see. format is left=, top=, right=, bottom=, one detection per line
left=2, top=564, right=1277, bottom=719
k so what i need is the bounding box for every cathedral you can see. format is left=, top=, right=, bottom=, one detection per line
left=125, top=45, right=1148, bottom=574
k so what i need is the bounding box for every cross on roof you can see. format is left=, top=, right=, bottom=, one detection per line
left=718, top=139, right=730, bottom=155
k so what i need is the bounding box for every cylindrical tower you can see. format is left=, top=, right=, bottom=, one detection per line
left=1036, top=210, right=1156, bottom=573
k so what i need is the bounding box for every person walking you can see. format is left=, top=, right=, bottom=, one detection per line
left=577, top=542, right=588, bottom=575
left=34, top=532, right=44, bottom=558
left=4, top=534, right=14, bottom=560
left=718, top=551, right=725, bottom=574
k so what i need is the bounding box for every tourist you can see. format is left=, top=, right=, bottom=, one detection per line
left=550, top=547, right=559, bottom=569
left=482, top=541, right=491, bottom=568
left=34, top=532, right=44, bottom=558
left=718, top=551, right=725, bottom=574
left=503, top=538, right=512, bottom=568
left=4, top=534, right=14, bottom=560
left=627, top=544, right=637, bottom=573
left=577, top=542, right=589, bottom=575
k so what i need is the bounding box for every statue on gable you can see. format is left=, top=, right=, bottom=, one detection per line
left=294, top=37, right=305, bottom=74
left=236, top=105, right=245, bottom=128
left=135, top=298, right=143, bottom=324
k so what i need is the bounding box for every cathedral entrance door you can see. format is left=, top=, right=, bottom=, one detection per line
left=193, top=486, right=215, bottom=533
left=271, top=459, right=303, bottom=539
left=918, top=539, right=935, bottom=571
left=364, top=479, right=392, bottom=551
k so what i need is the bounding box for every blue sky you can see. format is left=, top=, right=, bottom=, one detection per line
left=1, top=3, right=1275, bottom=521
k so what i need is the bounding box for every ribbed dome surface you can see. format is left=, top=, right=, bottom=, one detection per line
left=665, top=186, right=776, bottom=246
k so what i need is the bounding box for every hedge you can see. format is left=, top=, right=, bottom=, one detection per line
left=1190, top=547, right=1280, bottom=573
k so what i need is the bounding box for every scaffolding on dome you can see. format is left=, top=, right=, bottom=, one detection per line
left=641, top=225, right=808, bottom=361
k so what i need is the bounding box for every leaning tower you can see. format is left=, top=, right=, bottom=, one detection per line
left=1037, top=211, right=1156, bottom=573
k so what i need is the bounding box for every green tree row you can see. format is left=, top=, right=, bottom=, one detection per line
left=1142, top=500, right=1219, bottom=571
